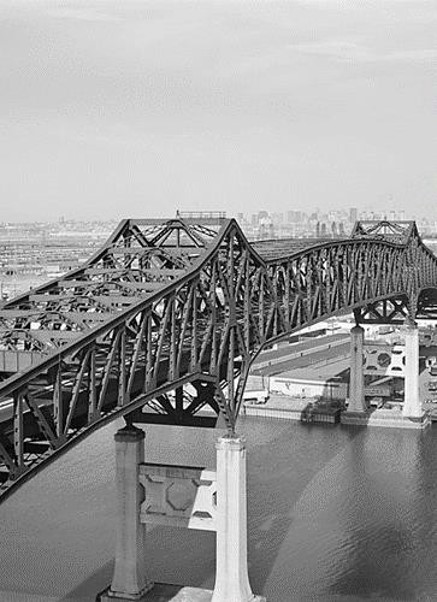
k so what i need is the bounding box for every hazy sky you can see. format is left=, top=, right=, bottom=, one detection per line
left=1, top=0, right=436, bottom=222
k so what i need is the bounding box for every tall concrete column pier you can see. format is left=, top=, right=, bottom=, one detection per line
left=106, top=425, right=153, bottom=601
left=211, top=436, right=265, bottom=602
left=403, top=321, right=422, bottom=419
left=347, top=325, right=367, bottom=413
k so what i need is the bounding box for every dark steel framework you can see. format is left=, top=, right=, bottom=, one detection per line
left=0, top=217, right=436, bottom=499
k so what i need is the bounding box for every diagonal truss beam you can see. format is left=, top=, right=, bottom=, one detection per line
left=1, top=217, right=437, bottom=499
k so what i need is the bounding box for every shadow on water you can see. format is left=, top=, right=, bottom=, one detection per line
left=60, top=525, right=216, bottom=600
left=327, top=426, right=436, bottom=601
left=61, top=561, right=113, bottom=601
left=240, top=416, right=364, bottom=594
left=8, top=415, right=436, bottom=601
left=61, top=417, right=365, bottom=600
left=65, top=575, right=192, bottom=602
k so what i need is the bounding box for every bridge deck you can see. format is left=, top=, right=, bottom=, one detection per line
left=252, top=237, right=342, bottom=261
left=0, top=217, right=435, bottom=502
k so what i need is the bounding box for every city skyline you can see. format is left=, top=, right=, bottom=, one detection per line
left=2, top=3, right=437, bottom=601
left=1, top=0, right=436, bottom=222
left=0, top=204, right=434, bottom=226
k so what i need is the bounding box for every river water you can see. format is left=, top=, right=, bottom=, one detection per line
left=1, top=417, right=437, bottom=601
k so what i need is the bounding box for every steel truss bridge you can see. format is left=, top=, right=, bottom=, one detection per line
left=0, top=217, right=437, bottom=500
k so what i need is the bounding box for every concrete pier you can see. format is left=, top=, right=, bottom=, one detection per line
left=403, top=320, right=423, bottom=419
left=341, top=320, right=430, bottom=429
left=341, top=325, right=369, bottom=426
left=100, top=426, right=153, bottom=601
left=99, top=431, right=265, bottom=602
left=347, top=325, right=366, bottom=413
left=211, top=435, right=265, bottom=602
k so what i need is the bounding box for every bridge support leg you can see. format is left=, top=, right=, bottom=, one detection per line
left=103, top=425, right=153, bottom=601
left=403, top=321, right=423, bottom=419
left=347, top=325, right=366, bottom=413
left=211, top=435, right=265, bottom=602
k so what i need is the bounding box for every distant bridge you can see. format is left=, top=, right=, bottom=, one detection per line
left=0, top=217, right=436, bottom=500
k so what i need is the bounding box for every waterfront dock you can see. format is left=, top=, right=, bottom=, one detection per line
left=243, top=395, right=342, bottom=424
left=244, top=395, right=434, bottom=429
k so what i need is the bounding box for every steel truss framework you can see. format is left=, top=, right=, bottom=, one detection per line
left=0, top=218, right=436, bottom=499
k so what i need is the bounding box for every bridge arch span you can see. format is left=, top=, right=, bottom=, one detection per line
left=0, top=217, right=436, bottom=500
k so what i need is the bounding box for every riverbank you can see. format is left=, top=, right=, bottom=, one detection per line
left=243, top=395, right=341, bottom=424
left=244, top=394, right=433, bottom=429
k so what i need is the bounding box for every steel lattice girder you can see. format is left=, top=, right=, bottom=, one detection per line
left=0, top=217, right=437, bottom=499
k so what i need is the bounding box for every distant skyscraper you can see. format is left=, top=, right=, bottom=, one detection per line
left=349, top=207, right=358, bottom=223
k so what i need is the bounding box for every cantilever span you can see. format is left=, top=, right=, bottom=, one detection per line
left=0, top=217, right=437, bottom=500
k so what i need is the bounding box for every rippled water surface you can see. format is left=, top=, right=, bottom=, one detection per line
left=1, top=418, right=437, bottom=601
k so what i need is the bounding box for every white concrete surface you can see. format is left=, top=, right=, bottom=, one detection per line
left=347, top=325, right=367, bottom=413
left=403, top=322, right=423, bottom=418
left=211, top=436, right=264, bottom=602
